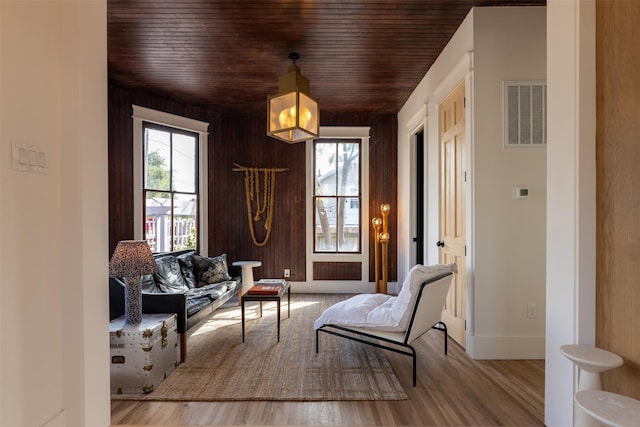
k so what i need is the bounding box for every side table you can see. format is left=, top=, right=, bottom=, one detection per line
left=232, top=260, right=262, bottom=302
left=560, top=344, right=624, bottom=427
left=241, top=281, right=290, bottom=343
left=110, top=313, right=179, bottom=394
left=575, top=390, right=640, bottom=427
left=560, top=345, right=623, bottom=391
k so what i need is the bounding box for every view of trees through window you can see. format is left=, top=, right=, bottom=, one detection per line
left=314, top=140, right=361, bottom=253
left=143, top=123, right=199, bottom=252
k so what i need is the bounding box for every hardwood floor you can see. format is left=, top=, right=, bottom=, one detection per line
left=111, top=326, right=544, bottom=426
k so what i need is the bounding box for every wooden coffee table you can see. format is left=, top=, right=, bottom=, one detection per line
left=241, top=281, right=290, bottom=343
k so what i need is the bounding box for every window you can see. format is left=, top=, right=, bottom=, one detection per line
left=143, top=123, right=199, bottom=252
left=132, top=105, right=209, bottom=254
left=313, top=140, right=361, bottom=253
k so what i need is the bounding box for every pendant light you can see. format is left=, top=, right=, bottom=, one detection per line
left=267, top=52, right=319, bottom=143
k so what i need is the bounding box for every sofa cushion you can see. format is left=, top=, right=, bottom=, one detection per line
left=176, top=252, right=198, bottom=288
left=186, top=281, right=230, bottom=300
left=186, top=296, right=212, bottom=317
left=154, top=256, right=189, bottom=293
left=194, top=254, right=232, bottom=287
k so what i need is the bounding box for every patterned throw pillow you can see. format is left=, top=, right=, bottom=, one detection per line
left=193, top=254, right=231, bottom=287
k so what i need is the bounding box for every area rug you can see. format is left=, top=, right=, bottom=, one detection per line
left=111, top=293, right=408, bottom=401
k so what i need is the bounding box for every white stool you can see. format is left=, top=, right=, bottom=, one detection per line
left=232, top=260, right=262, bottom=302
left=561, top=345, right=624, bottom=427
left=575, top=390, right=640, bottom=427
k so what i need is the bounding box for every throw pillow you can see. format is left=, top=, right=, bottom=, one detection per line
left=176, top=252, right=198, bottom=288
left=194, top=254, right=231, bottom=287
left=140, top=273, right=158, bottom=293
left=153, top=256, right=189, bottom=293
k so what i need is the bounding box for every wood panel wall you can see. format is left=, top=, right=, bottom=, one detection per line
left=596, top=0, right=640, bottom=399
left=108, top=85, right=397, bottom=283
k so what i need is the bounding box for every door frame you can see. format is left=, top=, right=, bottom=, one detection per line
left=414, top=129, right=425, bottom=266
left=405, top=105, right=429, bottom=273
left=400, top=55, right=475, bottom=356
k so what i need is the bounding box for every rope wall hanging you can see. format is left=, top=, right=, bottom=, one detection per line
left=232, top=163, right=288, bottom=246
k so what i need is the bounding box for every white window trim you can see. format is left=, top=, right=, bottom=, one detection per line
left=132, top=105, right=210, bottom=255
left=304, top=126, right=371, bottom=293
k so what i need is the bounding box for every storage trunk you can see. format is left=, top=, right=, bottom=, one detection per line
left=110, top=313, right=179, bottom=394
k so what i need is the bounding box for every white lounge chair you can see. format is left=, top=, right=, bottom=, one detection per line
left=315, top=263, right=456, bottom=386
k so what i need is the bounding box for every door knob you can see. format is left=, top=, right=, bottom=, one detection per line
left=436, top=240, right=444, bottom=247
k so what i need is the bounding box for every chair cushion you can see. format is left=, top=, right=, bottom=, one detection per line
left=390, top=263, right=457, bottom=329
left=313, top=263, right=457, bottom=332
left=313, top=293, right=396, bottom=330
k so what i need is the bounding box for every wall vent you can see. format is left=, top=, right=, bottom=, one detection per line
left=503, top=81, right=547, bottom=147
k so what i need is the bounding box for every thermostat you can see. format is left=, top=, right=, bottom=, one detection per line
left=513, top=186, right=529, bottom=199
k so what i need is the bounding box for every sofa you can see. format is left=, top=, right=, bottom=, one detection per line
left=109, top=250, right=241, bottom=362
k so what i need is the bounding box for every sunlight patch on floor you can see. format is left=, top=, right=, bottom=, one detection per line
left=189, top=298, right=321, bottom=336
left=190, top=318, right=240, bottom=336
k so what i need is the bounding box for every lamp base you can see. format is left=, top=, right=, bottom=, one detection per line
left=124, top=276, right=143, bottom=324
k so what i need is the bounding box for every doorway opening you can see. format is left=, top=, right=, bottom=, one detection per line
left=414, top=129, right=425, bottom=265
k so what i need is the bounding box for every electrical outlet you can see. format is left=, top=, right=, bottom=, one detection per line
left=284, top=268, right=290, bottom=278
left=527, top=303, right=537, bottom=319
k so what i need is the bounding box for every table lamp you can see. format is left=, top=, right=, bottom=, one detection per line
left=109, top=240, right=158, bottom=324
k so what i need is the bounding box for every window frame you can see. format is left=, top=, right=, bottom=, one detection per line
left=132, top=105, right=209, bottom=254
left=142, top=122, right=200, bottom=252
left=312, top=139, right=362, bottom=254
left=306, top=126, right=370, bottom=288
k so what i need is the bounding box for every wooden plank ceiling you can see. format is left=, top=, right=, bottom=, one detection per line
left=108, top=0, right=545, bottom=114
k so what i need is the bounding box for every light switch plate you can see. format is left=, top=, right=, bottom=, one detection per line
left=12, top=141, right=29, bottom=171
left=12, top=141, right=47, bottom=174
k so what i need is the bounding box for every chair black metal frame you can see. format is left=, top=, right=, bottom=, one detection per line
left=315, top=272, right=453, bottom=387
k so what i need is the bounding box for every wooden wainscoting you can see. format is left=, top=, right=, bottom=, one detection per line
left=313, top=262, right=362, bottom=280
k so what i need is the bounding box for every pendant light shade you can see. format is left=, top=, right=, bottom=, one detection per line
left=267, top=53, right=319, bottom=143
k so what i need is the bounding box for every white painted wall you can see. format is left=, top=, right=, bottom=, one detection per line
left=0, top=2, right=109, bottom=426
left=471, top=7, right=547, bottom=359
left=398, top=6, right=546, bottom=360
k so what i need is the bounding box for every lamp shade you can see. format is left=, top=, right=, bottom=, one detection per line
left=109, top=240, right=158, bottom=278
left=267, top=54, right=319, bottom=144
left=109, top=240, right=158, bottom=324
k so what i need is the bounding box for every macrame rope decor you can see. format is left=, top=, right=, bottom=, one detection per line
left=233, top=163, right=288, bottom=246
